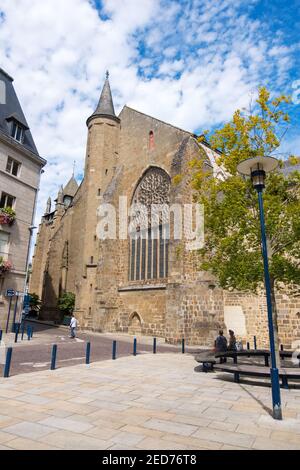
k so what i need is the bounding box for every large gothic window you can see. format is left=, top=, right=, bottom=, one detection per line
left=129, top=167, right=170, bottom=281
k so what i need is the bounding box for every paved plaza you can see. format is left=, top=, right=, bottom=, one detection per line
left=0, top=323, right=182, bottom=376
left=0, top=353, right=299, bottom=450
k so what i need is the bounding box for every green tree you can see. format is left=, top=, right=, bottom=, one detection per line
left=191, top=87, right=300, bottom=352
left=28, top=293, right=42, bottom=312
left=58, top=292, right=75, bottom=314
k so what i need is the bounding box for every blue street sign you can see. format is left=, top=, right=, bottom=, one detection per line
left=6, top=289, right=15, bottom=297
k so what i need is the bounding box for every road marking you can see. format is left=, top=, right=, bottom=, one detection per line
left=20, top=356, right=86, bottom=367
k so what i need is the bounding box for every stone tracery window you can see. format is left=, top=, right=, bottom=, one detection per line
left=129, top=167, right=170, bottom=281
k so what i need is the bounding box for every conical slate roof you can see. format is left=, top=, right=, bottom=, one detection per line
left=87, top=72, right=120, bottom=125
left=63, top=175, right=78, bottom=197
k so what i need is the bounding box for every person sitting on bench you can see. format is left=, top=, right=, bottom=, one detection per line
left=215, top=330, right=227, bottom=363
left=228, top=329, right=237, bottom=351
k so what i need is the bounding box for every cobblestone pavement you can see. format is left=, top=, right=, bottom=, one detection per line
left=0, top=322, right=197, bottom=377
left=0, top=353, right=299, bottom=450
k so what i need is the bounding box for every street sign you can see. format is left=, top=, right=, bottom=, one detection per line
left=6, top=289, right=15, bottom=297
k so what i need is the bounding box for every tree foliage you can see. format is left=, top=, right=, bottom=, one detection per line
left=28, top=293, right=42, bottom=311
left=191, top=87, right=300, bottom=294
left=58, top=292, right=75, bottom=314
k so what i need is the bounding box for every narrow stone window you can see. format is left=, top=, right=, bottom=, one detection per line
left=149, top=130, right=154, bottom=150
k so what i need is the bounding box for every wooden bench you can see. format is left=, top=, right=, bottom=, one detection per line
left=214, top=363, right=300, bottom=389
left=194, top=354, right=216, bottom=372
left=215, top=350, right=300, bottom=367
left=215, top=350, right=271, bottom=366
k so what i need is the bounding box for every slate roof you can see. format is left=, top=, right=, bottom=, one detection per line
left=0, top=67, right=39, bottom=155
left=63, top=175, right=79, bottom=197
left=87, top=73, right=120, bottom=125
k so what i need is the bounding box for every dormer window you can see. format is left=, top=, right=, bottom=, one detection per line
left=11, top=121, right=24, bottom=142
left=63, top=195, right=72, bottom=208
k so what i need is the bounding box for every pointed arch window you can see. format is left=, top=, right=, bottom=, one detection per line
left=129, top=167, right=170, bottom=281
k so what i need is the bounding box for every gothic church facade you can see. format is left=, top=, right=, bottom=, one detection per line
left=30, top=76, right=300, bottom=347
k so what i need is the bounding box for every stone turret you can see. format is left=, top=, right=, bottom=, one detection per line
left=75, top=72, right=121, bottom=323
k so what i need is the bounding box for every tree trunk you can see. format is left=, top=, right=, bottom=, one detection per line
left=270, top=276, right=281, bottom=367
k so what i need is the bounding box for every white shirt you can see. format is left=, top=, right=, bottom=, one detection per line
left=70, top=317, right=77, bottom=328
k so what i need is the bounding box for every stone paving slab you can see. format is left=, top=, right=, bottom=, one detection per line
left=0, top=354, right=299, bottom=449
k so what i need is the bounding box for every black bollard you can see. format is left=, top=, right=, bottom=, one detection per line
left=247, top=342, right=250, bottom=350
left=133, top=338, right=137, bottom=356
left=253, top=336, right=257, bottom=350
left=50, top=344, right=57, bottom=370
left=182, top=338, right=185, bottom=354
left=153, top=337, right=157, bottom=354
left=4, top=347, right=13, bottom=378
left=86, top=342, right=91, bottom=365
left=0, top=329, right=2, bottom=342
left=280, top=344, right=284, bottom=351
left=112, top=340, right=117, bottom=360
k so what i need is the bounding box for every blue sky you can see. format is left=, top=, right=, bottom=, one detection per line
left=0, top=0, right=299, bottom=220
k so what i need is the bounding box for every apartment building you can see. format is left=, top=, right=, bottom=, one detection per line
left=0, top=67, right=46, bottom=330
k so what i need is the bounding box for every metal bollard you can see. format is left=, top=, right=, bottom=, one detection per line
left=247, top=342, right=250, bottom=350
left=253, top=336, right=257, bottom=350
left=0, top=329, right=2, bottom=342
left=86, top=342, right=91, bottom=365
left=153, top=337, right=157, bottom=354
left=4, top=347, right=13, bottom=378
left=133, top=337, right=137, bottom=356
left=112, top=340, right=117, bottom=360
left=182, top=338, right=185, bottom=354
left=280, top=344, right=284, bottom=351
left=50, top=344, right=57, bottom=370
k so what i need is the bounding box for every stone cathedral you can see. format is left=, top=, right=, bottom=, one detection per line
left=30, top=76, right=300, bottom=347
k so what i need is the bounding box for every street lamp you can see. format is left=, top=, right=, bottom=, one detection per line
left=237, top=156, right=282, bottom=421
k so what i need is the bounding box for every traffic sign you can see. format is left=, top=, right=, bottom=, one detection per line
left=6, top=289, right=15, bottom=297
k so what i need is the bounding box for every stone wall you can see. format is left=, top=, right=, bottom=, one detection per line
left=224, top=288, right=300, bottom=349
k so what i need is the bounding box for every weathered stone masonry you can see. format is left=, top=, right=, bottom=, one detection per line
left=30, top=77, right=300, bottom=348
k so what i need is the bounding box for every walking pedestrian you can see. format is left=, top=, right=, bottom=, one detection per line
left=69, top=313, right=78, bottom=339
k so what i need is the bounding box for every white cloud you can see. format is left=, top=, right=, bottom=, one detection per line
left=0, top=0, right=298, bottom=233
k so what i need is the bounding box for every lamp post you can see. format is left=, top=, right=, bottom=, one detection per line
left=237, top=156, right=282, bottom=421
